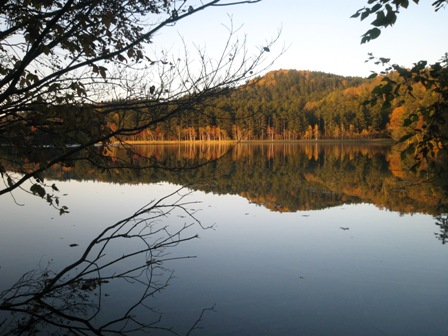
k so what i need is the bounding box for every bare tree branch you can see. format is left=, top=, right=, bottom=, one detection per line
left=0, top=187, right=211, bottom=335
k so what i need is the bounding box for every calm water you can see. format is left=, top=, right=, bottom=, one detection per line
left=1, top=143, right=447, bottom=335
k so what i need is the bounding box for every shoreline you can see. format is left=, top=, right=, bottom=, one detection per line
left=111, top=138, right=395, bottom=145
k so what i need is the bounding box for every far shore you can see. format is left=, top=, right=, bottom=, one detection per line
left=111, top=138, right=395, bottom=145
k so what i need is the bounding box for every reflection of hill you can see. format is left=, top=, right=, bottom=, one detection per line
left=12, top=142, right=447, bottom=215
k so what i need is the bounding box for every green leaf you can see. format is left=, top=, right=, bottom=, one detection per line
left=372, top=85, right=383, bottom=95
left=372, top=11, right=387, bottom=27
left=371, top=4, right=382, bottom=12
left=403, top=118, right=413, bottom=127
left=409, top=113, right=419, bottom=122
left=398, top=133, right=414, bottom=143
left=60, top=206, right=70, bottom=216
left=410, top=162, right=419, bottom=172
left=361, top=10, right=370, bottom=21
left=417, top=60, right=427, bottom=69
left=30, top=184, right=46, bottom=198
left=99, top=66, right=107, bottom=79
left=369, top=28, right=381, bottom=39
left=362, top=28, right=382, bottom=43
left=381, top=100, right=391, bottom=109
left=117, top=54, right=126, bottom=63
left=385, top=8, right=397, bottom=26
left=34, top=173, right=44, bottom=183
left=46, top=194, right=53, bottom=204
left=382, top=82, right=393, bottom=94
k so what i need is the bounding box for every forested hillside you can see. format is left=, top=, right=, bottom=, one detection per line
left=111, top=69, right=435, bottom=142
left=8, top=69, right=433, bottom=146
left=101, top=70, right=424, bottom=141
left=205, top=70, right=384, bottom=141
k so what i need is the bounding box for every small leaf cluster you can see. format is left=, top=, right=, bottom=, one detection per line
left=29, top=175, right=69, bottom=214
left=352, top=0, right=447, bottom=43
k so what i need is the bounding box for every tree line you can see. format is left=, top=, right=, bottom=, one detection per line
left=109, top=69, right=438, bottom=142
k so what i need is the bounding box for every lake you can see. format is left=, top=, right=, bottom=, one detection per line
left=1, top=142, right=447, bottom=335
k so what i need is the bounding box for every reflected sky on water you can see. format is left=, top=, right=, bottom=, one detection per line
left=1, top=143, right=447, bottom=335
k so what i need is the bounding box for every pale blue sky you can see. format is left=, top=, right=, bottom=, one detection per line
left=157, top=0, right=448, bottom=77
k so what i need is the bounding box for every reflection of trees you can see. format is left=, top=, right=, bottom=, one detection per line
left=0, top=188, right=209, bottom=335
left=2, top=142, right=447, bottom=215
left=434, top=214, right=448, bottom=245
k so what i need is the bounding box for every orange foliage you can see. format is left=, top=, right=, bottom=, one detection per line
left=387, top=150, right=405, bottom=178
left=343, top=86, right=362, bottom=97
left=387, top=106, right=407, bottom=140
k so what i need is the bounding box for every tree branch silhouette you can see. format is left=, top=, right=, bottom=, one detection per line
left=0, top=187, right=212, bottom=335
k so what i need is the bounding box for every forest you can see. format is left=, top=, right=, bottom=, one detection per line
left=109, top=69, right=437, bottom=142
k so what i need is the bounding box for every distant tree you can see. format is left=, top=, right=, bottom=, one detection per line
left=0, top=0, right=277, bottom=204
left=313, top=124, right=319, bottom=140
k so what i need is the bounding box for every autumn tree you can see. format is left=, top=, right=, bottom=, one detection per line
left=0, top=0, right=276, bottom=204
left=353, top=0, right=448, bottom=169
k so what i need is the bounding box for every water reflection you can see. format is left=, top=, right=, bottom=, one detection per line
left=0, top=188, right=209, bottom=335
left=435, top=214, right=448, bottom=244
left=40, top=142, right=447, bottom=215
left=1, top=143, right=448, bottom=336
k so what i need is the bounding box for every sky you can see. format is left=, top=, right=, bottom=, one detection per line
left=155, top=0, right=448, bottom=78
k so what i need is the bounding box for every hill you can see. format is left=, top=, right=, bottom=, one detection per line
left=111, top=69, right=432, bottom=142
